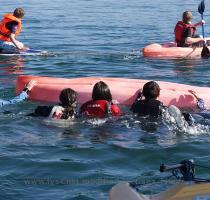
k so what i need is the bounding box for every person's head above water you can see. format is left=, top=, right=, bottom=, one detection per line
left=92, top=81, right=112, bottom=102
left=143, top=81, right=160, bottom=99
left=182, top=11, right=193, bottom=24
left=13, top=8, right=25, bottom=19
left=59, top=88, right=77, bottom=107
left=58, top=88, right=78, bottom=119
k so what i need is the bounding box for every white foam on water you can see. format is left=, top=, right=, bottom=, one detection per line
left=42, top=118, right=76, bottom=128
left=82, top=117, right=108, bottom=126
left=162, top=106, right=210, bottom=135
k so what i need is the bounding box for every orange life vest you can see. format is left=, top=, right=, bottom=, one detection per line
left=174, top=21, right=196, bottom=44
left=0, top=14, right=22, bottom=42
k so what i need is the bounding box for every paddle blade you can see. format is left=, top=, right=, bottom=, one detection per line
left=201, top=46, right=210, bottom=58
left=198, top=0, right=205, bottom=14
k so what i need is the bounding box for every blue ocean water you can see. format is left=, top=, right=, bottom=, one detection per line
left=1, top=0, right=210, bottom=199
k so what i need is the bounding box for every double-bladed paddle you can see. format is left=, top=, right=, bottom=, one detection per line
left=198, top=0, right=210, bottom=58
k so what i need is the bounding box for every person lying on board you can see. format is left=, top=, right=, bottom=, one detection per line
left=80, top=81, right=122, bottom=118
left=29, top=88, right=78, bottom=119
left=174, top=11, right=207, bottom=47
left=0, top=8, right=28, bottom=53
left=0, top=80, right=36, bottom=107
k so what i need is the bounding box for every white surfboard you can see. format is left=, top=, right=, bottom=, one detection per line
left=0, top=49, right=48, bottom=56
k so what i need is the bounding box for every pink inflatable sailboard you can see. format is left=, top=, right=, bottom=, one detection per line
left=16, top=75, right=210, bottom=109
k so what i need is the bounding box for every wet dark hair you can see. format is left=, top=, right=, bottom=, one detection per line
left=13, top=8, right=25, bottom=18
left=59, top=88, right=77, bottom=119
left=143, top=81, right=160, bottom=99
left=92, top=81, right=112, bottom=102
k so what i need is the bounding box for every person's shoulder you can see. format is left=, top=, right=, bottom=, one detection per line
left=111, top=103, right=120, bottom=109
left=110, top=103, right=121, bottom=115
left=144, top=99, right=163, bottom=106
left=5, top=20, right=18, bottom=32
left=6, top=20, right=18, bottom=26
left=155, top=99, right=163, bottom=103
left=34, top=105, right=53, bottom=117
left=131, top=99, right=143, bottom=112
left=132, top=99, right=144, bottom=106
left=153, top=99, right=164, bottom=106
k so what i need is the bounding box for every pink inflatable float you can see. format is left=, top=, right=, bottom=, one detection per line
left=16, top=75, right=210, bottom=109
left=142, top=42, right=209, bottom=58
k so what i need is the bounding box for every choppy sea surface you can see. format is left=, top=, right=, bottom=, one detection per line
left=1, top=0, right=210, bottom=199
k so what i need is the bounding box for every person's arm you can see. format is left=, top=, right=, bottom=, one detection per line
left=111, top=104, right=122, bottom=116
left=27, top=105, right=53, bottom=117
left=10, top=33, right=23, bottom=50
left=130, top=90, right=143, bottom=112
left=194, top=20, right=205, bottom=27
left=0, top=80, right=36, bottom=107
left=6, top=22, right=24, bottom=50
left=10, top=33, right=28, bottom=51
left=185, top=37, right=205, bottom=45
left=189, top=90, right=206, bottom=110
left=184, top=27, right=205, bottom=45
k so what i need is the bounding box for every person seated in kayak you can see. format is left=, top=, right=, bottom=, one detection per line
left=80, top=81, right=121, bottom=118
left=131, top=81, right=163, bottom=118
left=0, top=80, right=36, bottom=107
left=174, top=11, right=205, bottom=47
left=0, top=8, right=28, bottom=53
left=29, top=88, right=78, bottom=119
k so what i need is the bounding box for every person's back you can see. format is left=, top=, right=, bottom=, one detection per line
left=80, top=81, right=121, bottom=118
left=131, top=81, right=163, bottom=118
left=80, top=99, right=121, bottom=118
left=131, top=98, right=163, bottom=118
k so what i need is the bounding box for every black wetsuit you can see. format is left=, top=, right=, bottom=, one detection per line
left=131, top=99, right=163, bottom=118
left=28, top=105, right=76, bottom=119
left=28, top=106, right=53, bottom=117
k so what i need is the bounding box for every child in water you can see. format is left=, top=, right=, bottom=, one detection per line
left=131, top=81, right=163, bottom=118
left=131, top=81, right=199, bottom=124
left=80, top=81, right=121, bottom=118
left=30, top=88, right=78, bottom=119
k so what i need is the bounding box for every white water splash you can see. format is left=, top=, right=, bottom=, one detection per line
left=162, top=106, right=210, bottom=135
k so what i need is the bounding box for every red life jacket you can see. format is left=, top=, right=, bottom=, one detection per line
left=80, top=100, right=121, bottom=118
left=0, top=14, right=22, bottom=42
left=174, top=21, right=196, bottom=44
